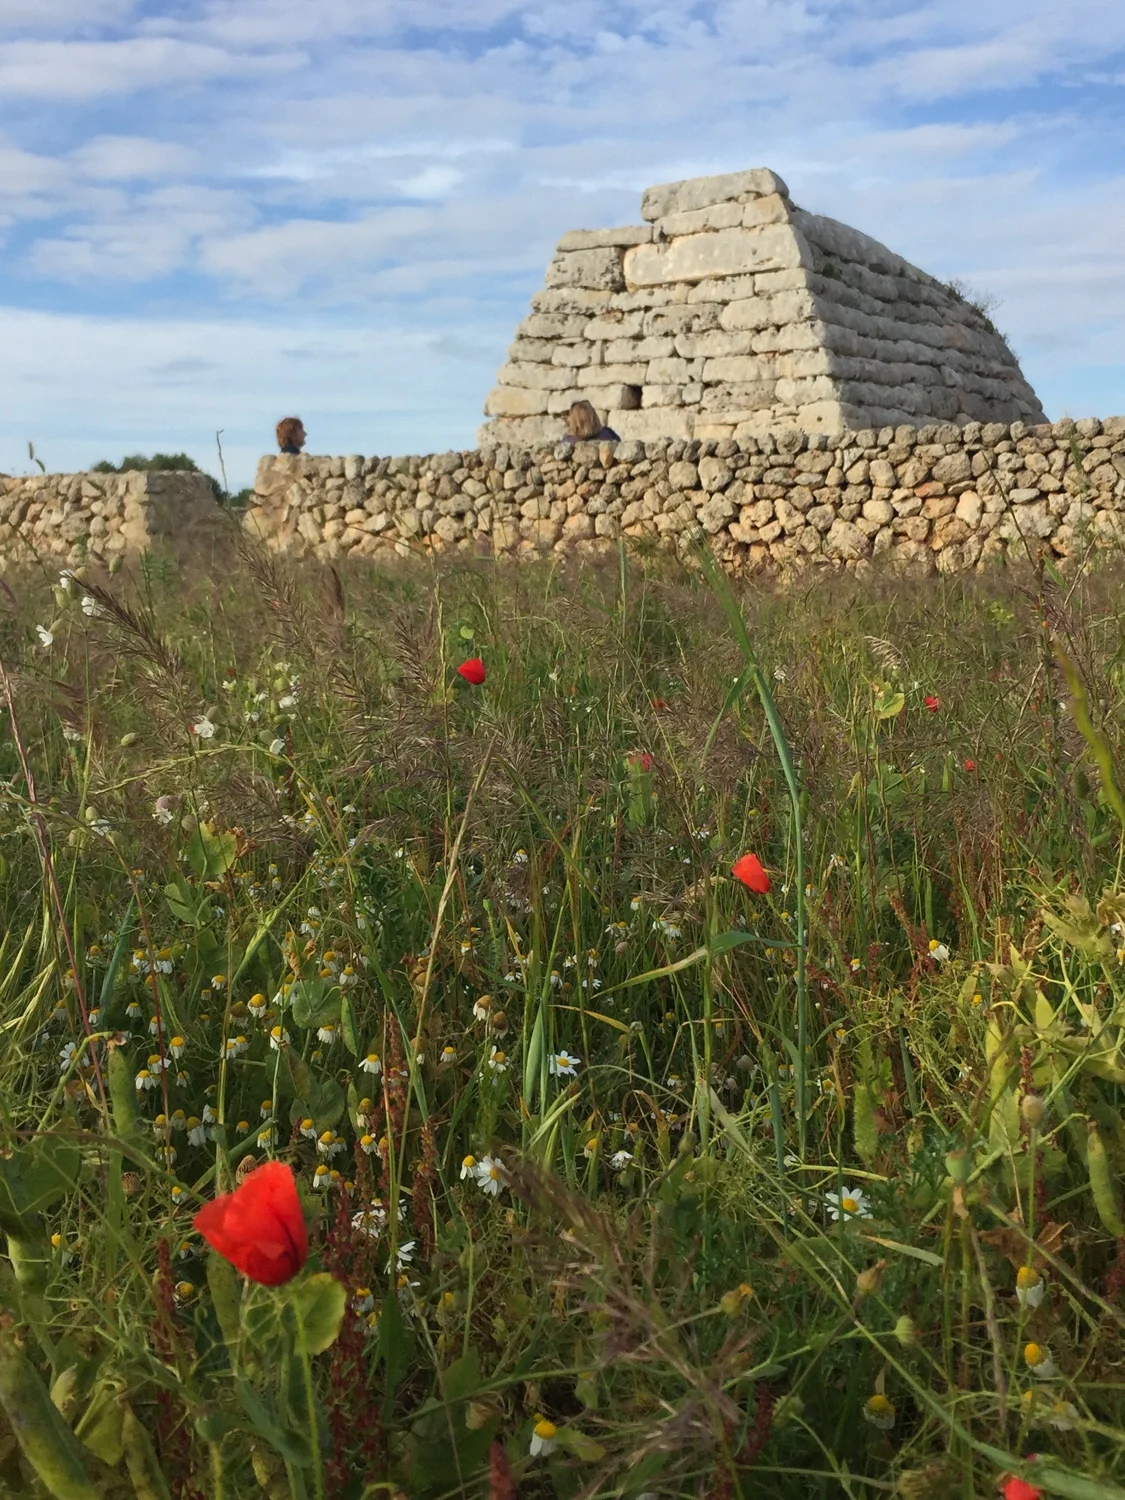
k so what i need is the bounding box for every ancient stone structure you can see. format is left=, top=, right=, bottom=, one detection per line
left=244, top=416, right=1125, bottom=576
left=0, top=469, right=231, bottom=569
left=480, top=168, right=1046, bottom=450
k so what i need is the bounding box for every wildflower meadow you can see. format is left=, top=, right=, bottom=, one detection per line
left=1, top=537, right=1125, bottom=1500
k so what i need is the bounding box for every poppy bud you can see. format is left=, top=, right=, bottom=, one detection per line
left=456, top=657, right=486, bottom=685
left=732, top=852, right=770, bottom=894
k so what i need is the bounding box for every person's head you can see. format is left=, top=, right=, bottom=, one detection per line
left=276, top=417, right=306, bottom=452
left=566, top=400, right=602, bottom=440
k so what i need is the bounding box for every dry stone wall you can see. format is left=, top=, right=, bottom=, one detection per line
left=0, top=470, right=231, bottom=570
left=245, top=416, right=1125, bottom=576
left=480, top=168, right=1046, bottom=449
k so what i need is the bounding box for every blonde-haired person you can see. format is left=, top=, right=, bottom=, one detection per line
left=276, top=416, right=306, bottom=456
left=563, top=400, right=619, bottom=444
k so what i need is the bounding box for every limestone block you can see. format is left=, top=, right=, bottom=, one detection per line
left=931, top=452, right=972, bottom=485
left=551, top=343, right=600, bottom=368
left=606, top=336, right=675, bottom=362
left=698, top=494, right=737, bottom=532
left=613, top=410, right=694, bottom=441
left=720, top=289, right=818, bottom=330
left=674, top=329, right=755, bottom=359
left=586, top=311, right=644, bottom=340
left=698, top=457, right=734, bottom=492
left=509, top=338, right=557, bottom=363
left=669, top=460, right=699, bottom=490
left=640, top=168, right=790, bottom=221
left=557, top=225, right=652, bottom=251
left=654, top=201, right=745, bottom=238
left=484, top=387, right=550, bottom=417
left=544, top=248, right=626, bottom=292
left=825, top=518, right=869, bottom=559
left=624, top=224, right=807, bottom=287
left=648, top=356, right=699, bottom=385
left=954, top=491, right=983, bottom=528
left=497, top=361, right=574, bottom=390
left=581, top=363, right=648, bottom=388
left=701, top=354, right=778, bottom=384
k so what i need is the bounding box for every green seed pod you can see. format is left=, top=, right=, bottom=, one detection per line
left=119, top=732, right=138, bottom=748
left=6, top=1237, right=50, bottom=1294
left=0, top=1321, right=99, bottom=1499
left=893, top=1315, right=917, bottom=1348
left=1087, top=1121, right=1125, bottom=1237
left=74, top=1383, right=124, bottom=1466
left=107, top=1047, right=137, bottom=1139
left=108, top=554, right=123, bottom=575
left=121, top=1404, right=172, bottom=1500
left=853, top=1080, right=879, bottom=1166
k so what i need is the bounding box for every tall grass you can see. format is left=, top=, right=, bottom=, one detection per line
left=0, top=541, right=1124, bottom=1498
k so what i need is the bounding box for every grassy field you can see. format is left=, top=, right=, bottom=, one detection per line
left=2, top=539, right=1125, bottom=1500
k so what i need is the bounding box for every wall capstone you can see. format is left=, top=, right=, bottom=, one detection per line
left=243, top=417, right=1125, bottom=576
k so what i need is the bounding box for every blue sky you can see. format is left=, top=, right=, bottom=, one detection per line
left=1, top=0, right=1123, bottom=490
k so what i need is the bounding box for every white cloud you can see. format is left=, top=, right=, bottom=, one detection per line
left=0, top=306, right=499, bottom=489
left=0, top=0, right=136, bottom=33
left=70, top=135, right=201, bottom=180
left=0, top=37, right=303, bottom=100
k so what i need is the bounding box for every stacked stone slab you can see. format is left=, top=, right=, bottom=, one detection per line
left=0, top=469, right=231, bottom=570
left=480, top=168, right=1046, bottom=449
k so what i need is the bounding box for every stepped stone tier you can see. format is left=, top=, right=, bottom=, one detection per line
left=480, top=167, right=1046, bottom=449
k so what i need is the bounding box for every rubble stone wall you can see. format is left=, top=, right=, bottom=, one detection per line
left=244, top=416, right=1125, bottom=576
left=480, top=167, right=1046, bottom=450
left=0, top=470, right=232, bottom=570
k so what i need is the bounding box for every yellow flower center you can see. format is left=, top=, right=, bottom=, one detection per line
left=865, top=1395, right=893, bottom=1415
left=533, top=1419, right=557, bottom=1440
left=1024, top=1342, right=1044, bottom=1367
left=462, top=1155, right=476, bottom=1169
left=1017, top=1266, right=1040, bottom=1289
left=841, top=1196, right=858, bottom=1214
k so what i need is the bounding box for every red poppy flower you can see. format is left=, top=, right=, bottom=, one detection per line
left=626, top=751, right=654, bottom=773
left=193, top=1161, right=308, bottom=1286
left=456, top=657, right=486, bottom=685
left=924, top=695, right=941, bottom=712
left=732, top=853, right=771, bottom=894
left=651, top=697, right=666, bottom=711
left=963, top=758, right=977, bottom=773
left=1001, top=1478, right=1043, bottom=1500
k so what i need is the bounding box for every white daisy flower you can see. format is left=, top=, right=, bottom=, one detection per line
left=549, top=1050, right=581, bottom=1078
left=825, top=1186, right=872, bottom=1221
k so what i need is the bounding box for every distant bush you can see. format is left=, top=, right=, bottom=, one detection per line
left=87, top=453, right=250, bottom=506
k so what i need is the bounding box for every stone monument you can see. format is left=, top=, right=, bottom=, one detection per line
left=480, top=168, right=1045, bottom=449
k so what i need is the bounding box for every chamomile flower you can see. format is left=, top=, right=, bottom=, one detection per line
left=1016, top=1266, right=1046, bottom=1309
left=316, top=1022, right=338, bottom=1046
left=269, top=1026, right=290, bottom=1050
left=529, top=1418, right=558, bottom=1457
left=360, top=1052, right=382, bottom=1076
left=862, top=1394, right=895, bottom=1430
left=439, top=1045, right=456, bottom=1066
left=928, top=939, right=950, bottom=964
left=472, top=995, right=492, bottom=1022
left=248, top=994, right=268, bottom=1018
left=186, top=1117, right=207, bottom=1146
left=135, top=1068, right=157, bottom=1092
left=312, top=1164, right=331, bottom=1190
left=475, top=1155, right=506, bottom=1196
left=825, top=1187, right=872, bottom=1221
left=359, top=1134, right=377, bottom=1156
left=460, top=1154, right=478, bottom=1180
left=169, top=1036, right=185, bottom=1059
left=610, top=1150, right=633, bottom=1171
left=59, top=1041, right=78, bottom=1071
left=487, top=1048, right=509, bottom=1074
left=1024, top=1342, right=1058, bottom=1379
left=191, top=716, right=216, bottom=740
left=549, top=1050, right=581, bottom=1077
